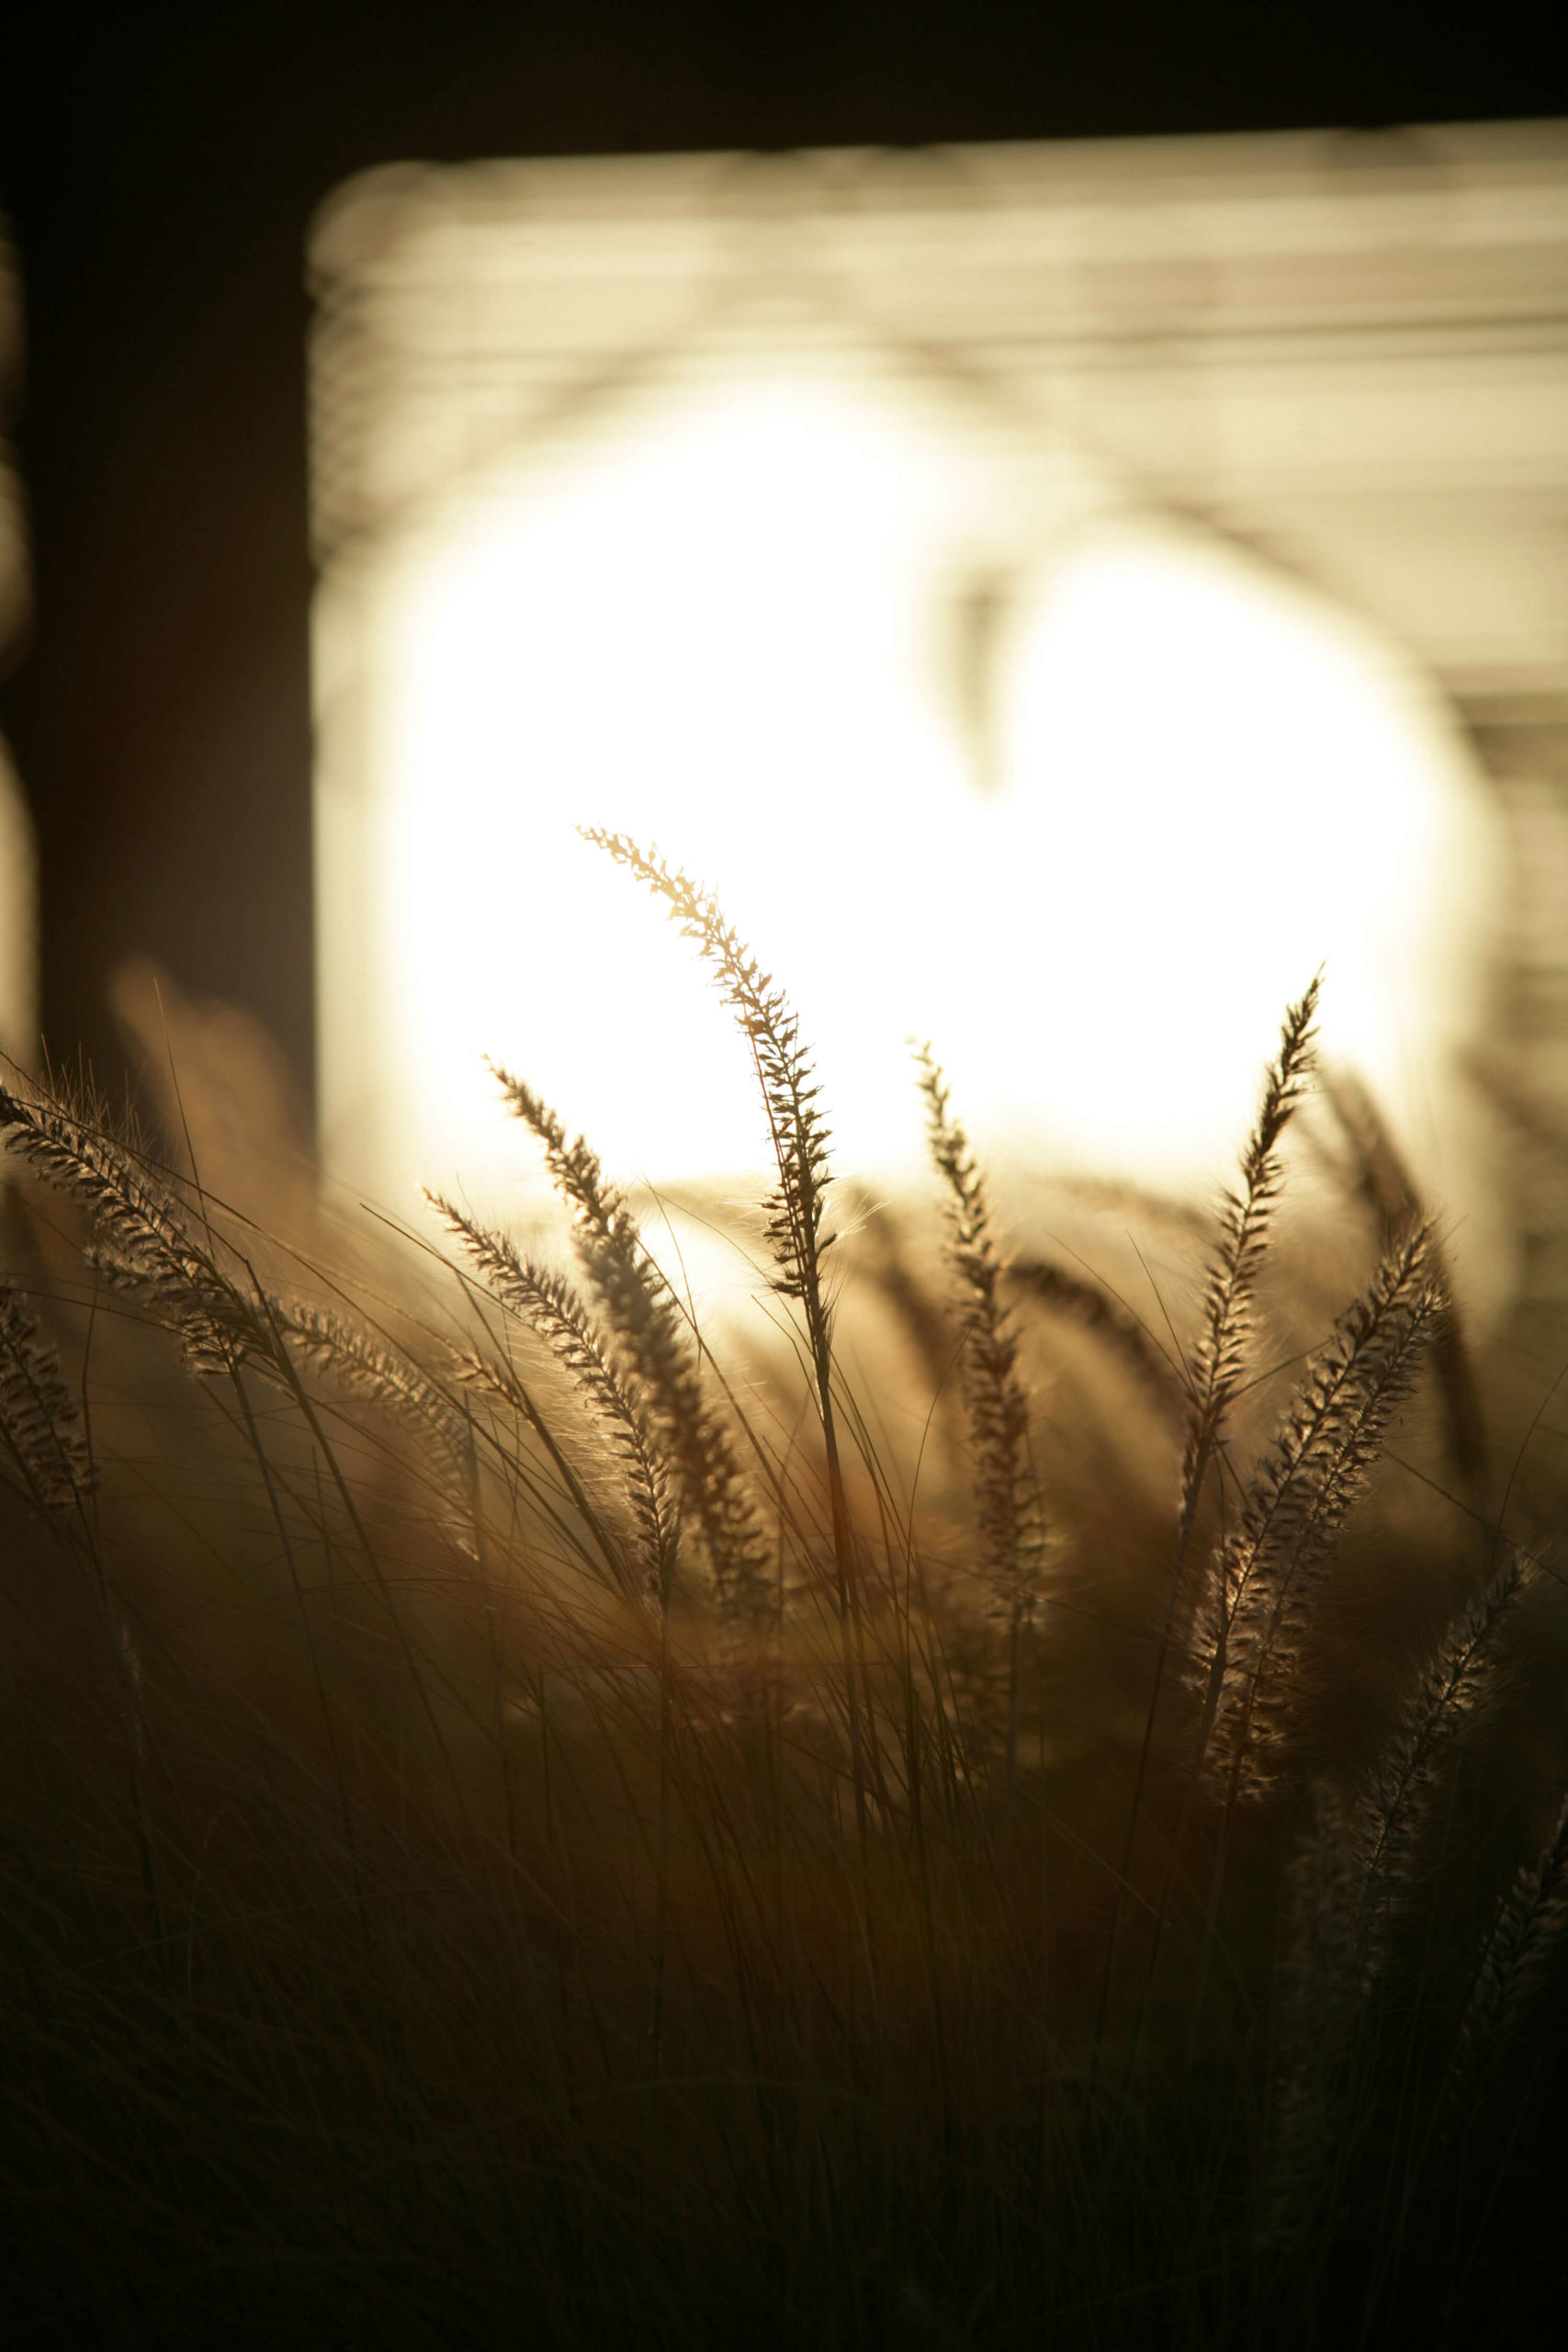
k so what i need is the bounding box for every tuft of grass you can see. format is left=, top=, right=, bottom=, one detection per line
left=2, top=890, right=1567, bottom=2351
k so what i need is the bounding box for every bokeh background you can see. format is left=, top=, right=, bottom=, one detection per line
left=0, top=2, right=1564, bottom=1114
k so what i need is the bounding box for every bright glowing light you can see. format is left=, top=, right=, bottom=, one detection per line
left=316, top=356, right=1504, bottom=1298
left=987, top=526, right=1503, bottom=1200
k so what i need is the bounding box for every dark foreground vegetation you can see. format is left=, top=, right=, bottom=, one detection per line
left=4, top=834, right=1568, bottom=2347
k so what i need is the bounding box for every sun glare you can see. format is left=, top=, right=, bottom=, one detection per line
left=329, top=363, right=1500, bottom=1261
left=306, top=133, right=1568, bottom=1320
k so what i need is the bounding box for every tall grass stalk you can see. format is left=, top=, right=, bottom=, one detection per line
left=2, top=905, right=1565, bottom=2348
left=1095, top=977, right=1321, bottom=2055
left=582, top=831, right=873, bottom=1850
left=915, top=1043, right=1045, bottom=1856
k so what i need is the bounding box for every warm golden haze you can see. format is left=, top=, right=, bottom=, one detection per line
left=3, top=838, right=1566, bottom=2342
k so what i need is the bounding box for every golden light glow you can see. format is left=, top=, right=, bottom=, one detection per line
left=355, top=368, right=1500, bottom=1244
left=310, top=132, right=1568, bottom=1317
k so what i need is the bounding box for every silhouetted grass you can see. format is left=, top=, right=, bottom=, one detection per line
left=3, top=839, right=1567, bottom=2348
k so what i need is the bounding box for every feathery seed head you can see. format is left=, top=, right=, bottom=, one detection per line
left=1194, top=1217, right=1448, bottom=1795
left=1, top=1080, right=260, bottom=1376
left=1351, top=1546, right=1533, bottom=1917
left=429, top=1191, right=678, bottom=1603
left=0, top=1283, right=93, bottom=1510
left=488, top=1069, right=772, bottom=1623
left=580, top=831, right=838, bottom=1329
left=1179, top=974, right=1324, bottom=1530
left=915, top=1042, right=1046, bottom=1608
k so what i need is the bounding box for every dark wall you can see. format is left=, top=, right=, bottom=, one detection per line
left=0, top=1, right=1562, bottom=1109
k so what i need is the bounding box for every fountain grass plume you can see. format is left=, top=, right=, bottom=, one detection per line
left=1350, top=1546, right=1535, bottom=1959
left=0, top=1280, right=94, bottom=1513
left=0, top=1074, right=256, bottom=1376
left=1193, top=1216, right=1449, bottom=1800
left=488, top=1062, right=773, bottom=1625
left=915, top=1044, right=1046, bottom=1845
left=1179, top=969, right=1323, bottom=1555
left=4, top=860, right=1567, bottom=2346
left=913, top=1044, right=1044, bottom=1617
left=579, top=831, right=838, bottom=1340
left=430, top=1191, right=678, bottom=1607
left=1097, top=975, right=1323, bottom=2042
left=581, top=830, right=871, bottom=1833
